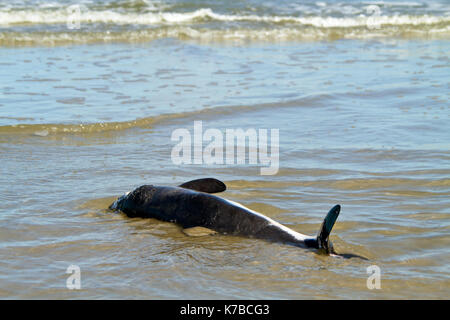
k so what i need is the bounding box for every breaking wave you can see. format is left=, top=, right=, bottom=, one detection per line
left=0, top=7, right=449, bottom=45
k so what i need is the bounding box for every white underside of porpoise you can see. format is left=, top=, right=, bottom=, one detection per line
left=223, top=198, right=310, bottom=241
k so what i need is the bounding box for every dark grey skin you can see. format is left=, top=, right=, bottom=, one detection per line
left=110, top=178, right=364, bottom=258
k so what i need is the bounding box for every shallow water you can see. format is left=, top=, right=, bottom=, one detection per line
left=0, top=0, right=449, bottom=299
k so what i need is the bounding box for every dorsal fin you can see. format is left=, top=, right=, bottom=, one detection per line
left=178, top=178, right=226, bottom=194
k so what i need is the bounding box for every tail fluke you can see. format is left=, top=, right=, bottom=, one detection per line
left=316, top=204, right=340, bottom=254
left=304, top=205, right=368, bottom=259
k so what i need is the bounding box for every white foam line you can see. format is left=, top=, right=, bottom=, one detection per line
left=0, top=8, right=449, bottom=27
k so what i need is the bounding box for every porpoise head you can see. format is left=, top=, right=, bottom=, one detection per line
left=109, top=191, right=130, bottom=211
left=109, top=185, right=158, bottom=212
